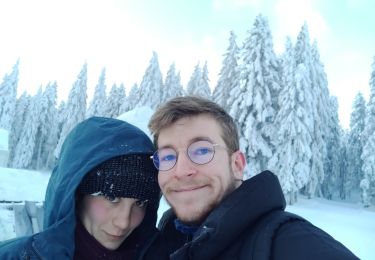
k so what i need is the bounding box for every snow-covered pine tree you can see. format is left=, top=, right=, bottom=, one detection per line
left=118, top=83, right=129, bottom=115
left=11, top=88, right=43, bottom=169
left=123, top=83, right=139, bottom=112
left=137, top=52, right=163, bottom=109
left=186, top=62, right=211, bottom=99
left=228, top=77, right=246, bottom=151
left=186, top=62, right=202, bottom=96
left=86, top=68, right=107, bottom=118
left=233, top=14, right=280, bottom=176
left=361, top=128, right=375, bottom=207
left=0, top=60, right=19, bottom=130
left=8, top=91, right=30, bottom=167
left=46, top=101, right=66, bottom=169
left=311, top=40, right=333, bottom=198
left=268, top=37, right=312, bottom=204
left=104, top=83, right=117, bottom=117
left=294, top=24, right=324, bottom=198
left=213, top=31, right=240, bottom=111
left=54, top=63, right=88, bottom=157
left=199, top=62, right=211, bottom=99
left=338, top=129, right=350, bottom=200
left=361, top=56, right=375, bottom=207
left=347, top=92, right=366, bottom=194
left=34, top=82, right=58, bottom=169
left=114, top=83, right=126, bottom=116
left=228, top=61, right=246, bottom=165
left=105, top=83, right=126, bottom=118
left=321, top=97, right=341, bottom=199
left=162, top=63, right=184, bottom=103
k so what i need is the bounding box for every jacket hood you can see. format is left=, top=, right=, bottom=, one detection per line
left=37, top=117, right=159, bottom=258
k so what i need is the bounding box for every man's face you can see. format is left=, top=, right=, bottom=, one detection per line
left=157, top=114, right=245, bottom=224
left=79, top=196, right=146, bottom=250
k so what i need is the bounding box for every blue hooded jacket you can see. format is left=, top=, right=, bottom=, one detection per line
left=0, top=117, right=160, bottom=259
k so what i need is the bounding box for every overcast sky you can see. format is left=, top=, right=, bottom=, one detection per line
left=0, top=0, right=374, bottom=128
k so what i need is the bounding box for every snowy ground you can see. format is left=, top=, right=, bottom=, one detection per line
left=0, top=167, right=373, bottom=259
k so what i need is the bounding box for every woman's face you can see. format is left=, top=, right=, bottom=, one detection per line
left=79, top=195, right=147, bottom=250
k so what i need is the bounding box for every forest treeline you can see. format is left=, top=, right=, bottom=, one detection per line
left=0, top=15, right=374, bottom=207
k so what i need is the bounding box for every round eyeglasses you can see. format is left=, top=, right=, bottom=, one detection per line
left=151, top=140, right=223, bottom=171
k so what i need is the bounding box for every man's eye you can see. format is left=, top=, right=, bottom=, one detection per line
left=135, top=199, right=148, bottom=208
left=194, top=147, right=212, bottom=155
left=161, top=154, right=176, bottom=162
left=104, top=195, right=121, bottom=203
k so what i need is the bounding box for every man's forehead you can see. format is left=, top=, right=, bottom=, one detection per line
left=158, top=135, right=215, bottom=149
left=157, top=116, right=223, bottom=148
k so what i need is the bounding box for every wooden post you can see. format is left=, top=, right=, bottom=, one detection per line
left=13, top=203, right=32, bottom=237
left=36, top=203, right=44, bottom=232
left=25, top=201, right=39, bottom=234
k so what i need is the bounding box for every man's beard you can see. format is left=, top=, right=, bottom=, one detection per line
left=168, top=169, right=240, bottom=225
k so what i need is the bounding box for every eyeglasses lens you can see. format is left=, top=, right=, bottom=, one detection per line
left=187, top=141, right=215, bottom=165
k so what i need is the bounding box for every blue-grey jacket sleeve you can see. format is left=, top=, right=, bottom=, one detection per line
left=0, top=236, right=35, bottom=259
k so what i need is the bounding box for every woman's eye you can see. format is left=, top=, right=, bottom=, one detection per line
left=104, top=195, right=121, bottom=203
left=135, top=199, right=148, bottom=208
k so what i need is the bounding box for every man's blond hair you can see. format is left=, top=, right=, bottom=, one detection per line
left=148, top=96, right=239, bottom=152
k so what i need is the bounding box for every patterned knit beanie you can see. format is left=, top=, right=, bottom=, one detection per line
left=77, top=154, right=160, bottom=208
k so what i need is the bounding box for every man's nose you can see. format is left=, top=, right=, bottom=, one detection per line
left=173, top=152, right=198, bottom=178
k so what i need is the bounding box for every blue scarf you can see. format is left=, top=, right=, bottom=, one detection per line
left=174, top=218, right=200, bottom=236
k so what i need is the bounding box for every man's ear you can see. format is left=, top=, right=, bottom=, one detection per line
left=231, top=151, right=246, bottom=180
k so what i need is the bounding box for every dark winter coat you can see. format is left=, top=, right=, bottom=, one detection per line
left=0, top=117, right=162, bottom=260
left=156, top=170, right=359, bottom=260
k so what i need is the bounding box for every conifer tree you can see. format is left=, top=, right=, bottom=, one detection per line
left=321, top=97, right=341, bottom=199
left=104, top=83, right=117, bottom=117
left=8, top=92, right=30, bottom=166
left=137, top=52, right=163, bottom=108
left=311, top=41, right=333, bottom=198
left=34, top=82, right=58, bottom=169
left=231, top=14, right=280, bottom=176
left=338, top=130, right=350, bottom=200
left=186, top=62, right=211, bottom=99
left=11, top=88, right=42, bottom=168
left=118, top=84, right=132, bottom=115
left=213, top=31, right=240, bottom=111
left=361, top=56, right=375, bottom=207
left=186, top=62, right=202, bottom=96
left=123, top=83, right=139, bottom=112
left=162, top=63, right=184, bottom=103
left=105, top=83, right=126, bottom=118
left=0, top=60, right=19, bottom=130
left=46, top=101, right=66, bottom=168
left=55, top=63, right=88, bottom=157
left=86, top=68, right=107, bottom=117
left=268, top=37, right=312, bottom=204
left=294, top=24, right=327, bottom=198
left=199, top=62, right=211, bottom=99
left=347, top=92, right=366, bottom=193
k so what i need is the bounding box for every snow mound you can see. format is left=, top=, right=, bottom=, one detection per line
left=117, top=106, right=154, bottom=138
left=0, top=167, right=50, bottom=201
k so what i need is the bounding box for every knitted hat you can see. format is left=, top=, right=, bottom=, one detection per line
left=77, top=154, right=160, bottom=208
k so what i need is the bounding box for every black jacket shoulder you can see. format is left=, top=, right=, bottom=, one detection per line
left=157, top=171, right=359, bottom=260
left=273, top=220, right=358, bottom=260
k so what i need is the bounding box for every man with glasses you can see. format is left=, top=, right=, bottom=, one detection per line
left=148, top=96, right=358, bottom=260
